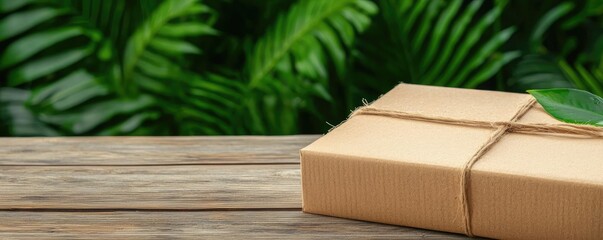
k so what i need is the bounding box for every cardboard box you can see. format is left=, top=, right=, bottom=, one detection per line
left=300, top=84, right=603, bottom=239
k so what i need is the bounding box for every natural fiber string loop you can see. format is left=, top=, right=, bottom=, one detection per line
left=349, top=97, right=603, bottom=237
left=458, top=97, right=535, bottom=237
left=350, top=104, right=603, bottom=138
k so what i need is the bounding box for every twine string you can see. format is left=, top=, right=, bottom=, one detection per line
left=348, top=97, right=603, bottom=237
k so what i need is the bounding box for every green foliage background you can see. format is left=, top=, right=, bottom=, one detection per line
left=1, top=0, right=602, bottom=136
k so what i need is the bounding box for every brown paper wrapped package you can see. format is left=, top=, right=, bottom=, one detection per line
left=300, top=84, right=603, bottom=239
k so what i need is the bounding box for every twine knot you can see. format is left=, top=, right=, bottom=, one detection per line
left=349, top=97, right=603, bottom=237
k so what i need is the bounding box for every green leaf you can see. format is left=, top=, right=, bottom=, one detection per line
left=530, top=2, right=574, bottom=49
left=98, top=112, right=159, bottom=135
left=465, top=51, right=521, bottom=88
left=8, top=47, right=93, bottom=86
left=0, top=0, right=34, bottom=13
left=30, top=70, right=93, bottom=104
left=69, top=95, right=154, bottom=134
left=431, top=6, right=504, bottom=85
left=124, top=0, right=208, bottom=84
left=420, top=0, right=461, bottom=70
left=559, top=61, right=603, bottom=97
left=411, top=0, right=442, bottom=53
left=0, top=87, right=30, bottom=102
left=30, top=70, right=109, bottom=111
left=0, top=88, right=60, bottom=136
left=1, top=27, right=87, bottom=69
left=528, top=88, right=603, bottom=126
left=369, top=0, right=513, bottom=90
left=248, top=0, right=376, bottom=87
left=149, top=37, right=201, bottom=55
left=0, top=8, right=65, bottom=41
left=508, top=55, right=575, bottom=91
left=448, top=26, right=516, bottom=87
left=158, top=23, right=218, bottom=37
left=243, top=0, right=376, bottom=134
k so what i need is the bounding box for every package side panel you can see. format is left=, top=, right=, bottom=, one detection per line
left=472, top=171, right=603, bottom=239
left=300, top=150, right=465, bottom=234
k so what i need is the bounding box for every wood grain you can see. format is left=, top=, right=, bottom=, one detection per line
left=0, top=165, right=300, bottom=210
left=0, top=211, right=470, bottom=239
left=0, top=136, right=318, bottom=165
left=0, top=136, right=471, bottom=239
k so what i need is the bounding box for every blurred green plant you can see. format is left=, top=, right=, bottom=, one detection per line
left=1, top=0, right=602, bottom=136
left=243, top=0, right=376, bottom=134
left=507, top=0, right=603, bottom=95
left=0, top=0, right=376, bottom=135
left=1, top=0, right=225, bottom=135
left=364, top=0, right=518, bottom=88
left=317, top=0, right=522, bottom=116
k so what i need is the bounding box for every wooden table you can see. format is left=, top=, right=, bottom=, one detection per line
left=0, top=136, right=469, bottom=239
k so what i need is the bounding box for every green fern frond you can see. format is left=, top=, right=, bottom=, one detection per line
left=508, top=55, right=603, bottom=97
left=243, top=0, right=376, bottom=134
left=0, top=0, right=107, bottom=135
left=559, top=60, right=603, bottom=96
left=247, top=0, right=377, bottom=87
left=508, top=55, right=575, bottom=90
left=184, top=73, right=245, bottom=135
left=0, top=2, right=100, bottom=86
left=0, top=88, right=60, bottom=136
left=120, top=0, right=238, bottom=135
left=380, top=0, right=517, bottom=88
left=123, top=0, right=215, bottom=90
left=530, top=2, right=574, bottom=50
left=509, top=1, right=603, bottom=96
left=0, top=0, right=229, bottom=136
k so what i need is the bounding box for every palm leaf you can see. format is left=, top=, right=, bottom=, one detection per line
left=1, top=0, right=228, bottom=136
left=244, top=0, right=377, bottom=134
left=372, top=0, right=517, bottom=88
left=0, top=88, right=60, bottom=136
left=0, top=0, right=105, bottom=135
left=559, top=60, right=603, bottom=96
left=508, top=55, right=575, bottom=91
left=248, top=0, right=376, bottom=87
left=180, top=72, right=245, bottom=135
left=0, top=7, right=66, bottom=41
left=508, top=55, right=603, bottom=97
left=509, top=1, right=603, bottom=97
left=50, top=0, right=159, bottom=49
left=530, top=2, right=574, bottom=50
left=119, top=0, right=240, bottom=135
left=123, top=0, right=214, bottom=90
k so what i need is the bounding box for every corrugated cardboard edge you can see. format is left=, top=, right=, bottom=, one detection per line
left=300, top=148, right=466, bottom=234
left=300, top=147, right=603, bottom=239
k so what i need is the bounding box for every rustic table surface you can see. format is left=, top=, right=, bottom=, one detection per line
left=0, top=136, right=470, bottom=239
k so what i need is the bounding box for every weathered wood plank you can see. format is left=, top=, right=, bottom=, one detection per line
left=0, top=211, right=470, bottom=239
left=0, top=136, right=318, bottom=165
left=0, top=165, right=300, bottom=210
left=0, top=135, right=472, bottom=239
